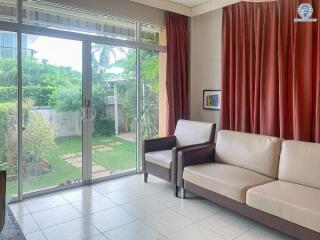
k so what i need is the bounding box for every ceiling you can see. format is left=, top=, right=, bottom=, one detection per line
left=130, top=0, right=239, bottom=17
left=168, top=0, right=212, bottom=7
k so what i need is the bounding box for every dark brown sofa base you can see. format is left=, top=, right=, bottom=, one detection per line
left=184, top=181, right=320, bottom=240
left=145, top=162, right=171, bottom=182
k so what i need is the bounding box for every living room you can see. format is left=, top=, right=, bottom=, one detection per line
left=0, top=0, right=319, bottom=239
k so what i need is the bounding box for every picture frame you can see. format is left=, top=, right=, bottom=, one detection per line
left=203, top=90, right=221, bottom=110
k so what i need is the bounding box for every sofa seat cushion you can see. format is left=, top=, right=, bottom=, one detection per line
left=247, top=181, right=320, bottom=232
left=183, top=163, right=274, bottom=203
left=145, top=150, right=172, bottom=169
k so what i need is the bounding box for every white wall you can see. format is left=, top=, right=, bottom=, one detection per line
left=190, top=9, right=222, bottom=130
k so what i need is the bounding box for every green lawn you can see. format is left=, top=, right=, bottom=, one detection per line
left=6, top=135, right=136, bottom=195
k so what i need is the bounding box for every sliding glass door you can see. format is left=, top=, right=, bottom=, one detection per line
left=21, top=34, right=83, bottom=193
left=0, top=30, right=18, bottom=198
left=91, top=43, right=137, bottom=180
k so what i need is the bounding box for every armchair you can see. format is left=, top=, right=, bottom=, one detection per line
left=143, top=120, right=216, bottom=196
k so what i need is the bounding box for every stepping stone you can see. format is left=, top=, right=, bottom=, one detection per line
left=92, top=165, right=106, bottom=172
left=72, top=162, right=82, bottom=168
left=96, top=146, right=113, bottom=152
left=65, top=157, right=82, bottom=164
left=92, top=170, right=111, bottom=179
left=61, top=153, right=78, bottom=159
left=109, top=142, right=122, bottom=146
left=93, top=145, right=105, bottom=149
left=101, top=139, right=113, bottom=143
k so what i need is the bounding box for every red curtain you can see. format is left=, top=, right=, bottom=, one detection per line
left=165, top=11, right=189, bottom=135
left=221, top=0, right=320, bottom=143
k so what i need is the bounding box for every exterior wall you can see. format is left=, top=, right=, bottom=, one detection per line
left=190, top=9, right=222, bottom=131
left=31, top=108, right=82, bottom=138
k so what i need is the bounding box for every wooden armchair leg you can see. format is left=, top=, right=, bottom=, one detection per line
left=144, top=173, right=148, bottom=183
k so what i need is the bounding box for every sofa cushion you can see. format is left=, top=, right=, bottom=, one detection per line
left=174, top=120, right=213, bottom=147
left=215, top=130, right=282, bottom=178
left=145, top=150, right=172, bottom=169
left=279, top=140, right=320, bottom=189
left=247, top=181, right=320, bottom=232
left=183, top=163, right=273, bottom=203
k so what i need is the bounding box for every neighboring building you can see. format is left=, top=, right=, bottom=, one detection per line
left=0, top=31, right=35, bottom=57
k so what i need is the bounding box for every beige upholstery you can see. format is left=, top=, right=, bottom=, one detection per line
left=247, top=181, right=320, bottom=232
left=215, top=130, right=282, bottom=178
left=145, top=150, right=172, bottom=169
left=279, top=140, right=320, bottom=189
left=174, top=120, right=213, bottom=147
left=183, top=163, right=273, bottom=203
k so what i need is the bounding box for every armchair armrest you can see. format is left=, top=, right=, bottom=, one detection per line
left=176, top=144, right=215, bottom=187
left=143, top=136, right=177, bottom=154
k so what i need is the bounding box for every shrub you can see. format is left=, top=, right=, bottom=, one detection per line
left=0, top=86, right=56, bottom=106
left=0, top=103, right=14, bottom=164
left=48, top=86, right=81, bottom=112
left=94, top=118, right=115, bottom=137
left=23, top=113, right=55, bottom=176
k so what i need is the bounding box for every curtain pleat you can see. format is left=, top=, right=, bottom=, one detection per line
left=221, top=0, right=320, bottom=143
left=165, top=12, right=189, bottom=135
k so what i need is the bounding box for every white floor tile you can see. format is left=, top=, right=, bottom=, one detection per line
left=89, top=234, right=108, bottom=240
left=143, top=209, right=193, bottom=236
left=104, top=220, right=162, bottom=240
left=42, top=217, right=99, bottom=240
left=16, top=215, right=40, bottom=235
left=24, top=194, right=68, bottom=213
left=61, top=186, right=101, bottom=202
left=9, top=202, right=30, bottom=219
left=71, top=195, right=117, bottom=215
left=235, top=224, right=295, bottom=240
left=12, top=175, right=294, bottom=240
left=199, top=210, right=254, bottom=240
left=32, top=204, right=81, bottom=229
left=89, top=206, right=136, bottom=232
left=120, top=197, right=167, bottom=218
left=171, top=198, right=221, bottom=221
left=25, top=231, right=46, bottom=240
left=166, top=223, right=226, bottom=240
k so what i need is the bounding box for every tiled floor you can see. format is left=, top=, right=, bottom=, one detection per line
left=10, top=174, right=295, bottom=240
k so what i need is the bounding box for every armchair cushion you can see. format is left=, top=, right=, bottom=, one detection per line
left=145, top=150, right=172, bottom=169
left=174, top=120, right=215, bottom=146
left=183, top=163, right=274, bottom=203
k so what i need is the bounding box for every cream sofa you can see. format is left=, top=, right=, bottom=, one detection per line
left=176, top=130, right=320, bottom=240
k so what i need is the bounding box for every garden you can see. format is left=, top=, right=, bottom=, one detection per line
left=0, top=41, right=160, bottom=195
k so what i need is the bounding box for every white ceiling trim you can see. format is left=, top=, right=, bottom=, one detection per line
left=131, top=0, right=272, bottom=17
left=192, top=0, right=239, bottom=16
left=130, top=0, right=193, bottom=17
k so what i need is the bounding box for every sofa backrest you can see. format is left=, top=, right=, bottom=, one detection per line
left=174, top=120, right=215, bottom=147
left=215, top=130, right=283, bottom=178
left=279, top=140, right=320, bottom=189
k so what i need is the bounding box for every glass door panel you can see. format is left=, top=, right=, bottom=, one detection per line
left=22, top=34, right=83, bottom=193
left=91, top=43, right=136, bottom=179
left=0, top=30, right=18, bottom=197
left=140, top=49, right=166, bottom=140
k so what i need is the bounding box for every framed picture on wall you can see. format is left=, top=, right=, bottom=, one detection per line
left=203, top=90, right=221, bottom=110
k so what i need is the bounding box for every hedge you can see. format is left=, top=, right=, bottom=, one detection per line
left=0, top=86, right=56, bottom=106
left=0, top=103, right=13, bottom=162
